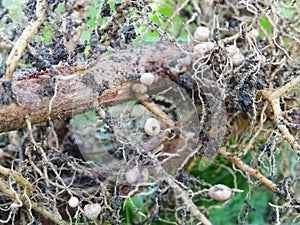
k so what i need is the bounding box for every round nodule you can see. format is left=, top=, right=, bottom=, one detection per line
left=226, top=45, right=240, bottom=56
left=84, top=203, right=101, bottom=219
left=68, top=196, right=79, bottom=208
left=140, top=72, right=155, bottom=86
left=194, top=26, right=210, bottom=42
left=130, top=104, right=147, bottom=118
left=231, top=53, right=244, bottom=66
left=125, top=166, right=140, bottom=184
left=131, top=83, right=148, bottom=94
left=194, top=43, right=208, bottom=58
left=144, top=118, right=161, bottom=136
left=208, top=184, right=232, bottom=201
left=248, top=29, right=259, bottom=39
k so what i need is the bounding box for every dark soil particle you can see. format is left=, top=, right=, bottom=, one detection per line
left=0, top=90, right=10, bottom=105
left=72, top=173, right=103, bottom=187
left=81, top=73, right=109, bottom=95
left=37, top=85, right=55, bottom=97
left=100, top=1, right=111, bottom=17
left=73, top=41, right=87, bottom=54
left=0, top=63, right=7, bottom=78
left=81, top=73, right=98, bottom=90
left=111, top=196, right=122, bottom=210
left=122, top=24, right=137, bottom=44
left=52, top=43, right=69, bottom=63
left=175, top=169, right=189, bottom=185
left=168, top=59, right=177, bottom=67
left=0, top=80, right=17, bottom=105
left=23, top=1, right=37, bottom=21
left=25, top=42, right=69, bottom=71
left=177, top=72, right=194, bottom=89
left=90, top=30, right=100, bottom=49
left=255, top=77, right=266, bottom=90
left=240, top=89, right=252, bottom=107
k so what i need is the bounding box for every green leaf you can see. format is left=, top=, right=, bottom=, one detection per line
left=260, top=18, right=272, bottom=36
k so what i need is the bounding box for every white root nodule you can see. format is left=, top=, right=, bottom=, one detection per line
left=140, top=72, right=155, bottom=86
left=144, top=118, right=161, bottom=136
left=68, top=196, right=79, bottom=208
left=208, top=184, right=233, bottom=201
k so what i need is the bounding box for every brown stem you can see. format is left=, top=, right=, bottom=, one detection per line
left=217, top=147, right=278, bottom=192
left=0, top=42, right=182, bottom=133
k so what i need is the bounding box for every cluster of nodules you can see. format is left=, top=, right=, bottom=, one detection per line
left=121, top=73, right=163, bottom=185
left=193, top=25, right=259, bottom=66
left=131, top=72, right=161, bottom=137
left=69, top=195, right=122, bottom=219
left=68, top=196, right=102, bottom=219
left=66, top=168, right=147, bottom=218
left=131, top=72, right=155, bottom=94
left=67, top=183, right=237, bottom=220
